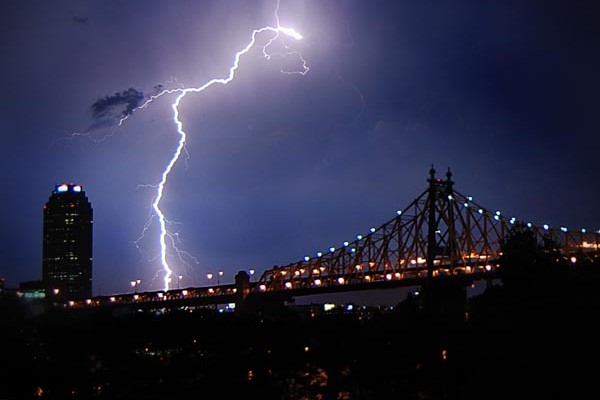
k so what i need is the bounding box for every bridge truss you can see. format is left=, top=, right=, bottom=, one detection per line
left=256, top=167, right=600, bottom=293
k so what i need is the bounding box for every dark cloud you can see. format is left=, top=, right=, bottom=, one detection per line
left=90, top=88, right=144, bottom=120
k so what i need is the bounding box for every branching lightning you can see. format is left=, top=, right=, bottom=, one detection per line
left=127, top=3, right=308, bottom=291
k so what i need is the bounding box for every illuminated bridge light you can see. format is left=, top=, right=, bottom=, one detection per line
left=571, top=257, right=577, bottom=264
left=485, top=265, right=492, bottom=271
left=478, top=209, right=484, bottom=214
left=157, top=292, right=164, bottom=298
left=370, top=227, right=376, bottom=233
left=447, top=194, right=453, bottom=200
left=110, top=297, right=116, bottom=302
left=495, top=211, right=501, bottom=216
left=68, top=300, right=75, bottom=307
left=343, top=241, right=349, bottom=247
left=312, top=268, right=320, bottom=275
left=329, top=247, right=335, bottom=252
left=396, top=210, right=402, bottom=215
left=385, top=273, right=392, bottom=281
left=463, top=202, right=469, bottom=208
left=526, top=222, right=532, bottom=228
left=561, top=227, right=568, bottom=232
left=357, top=235, right=363, bottom=240
left=259, top=284, right=266, bottom=292
left=351, top=248, right=356, bottom=253
left=208, top=288, right=215, bottom=294
left=337, top=277, right=345, bottom=284
left=394, top=272, right=401, bottom=278
left=304, top=256, right=310, bottom=262
left=543, top=224, right=549, bottom=230
left=285, top=282, right=292, bottom=289
left=369, top=261, right=375, bottom=267
left=365, top=275, right=371, bottom=281
left=582, top=228, right=587, bottom=233
left=294, top=270, right=300, bottom=276
left=314, top=279, right=321, bottom=286
left=133, top=294, right=139, bottom=301
left=355, top=264, right=362, bottom=271
left=317, top=252, right=322, bottom=257
left=468, top=196, right=473, bottom=201
left=182, top=290, right=188, bottom=296
left=494, top=215, right=500, bottom=221
left=86, top=299, right=92, bottom=305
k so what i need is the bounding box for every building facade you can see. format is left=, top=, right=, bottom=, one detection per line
left=43, top=183, right=93, bottom=300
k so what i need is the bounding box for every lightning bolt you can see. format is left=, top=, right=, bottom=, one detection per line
left=129, top=2, right=308, bottom=291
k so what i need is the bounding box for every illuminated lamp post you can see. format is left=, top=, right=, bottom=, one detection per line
left=130, top=279, right=141, bottom=293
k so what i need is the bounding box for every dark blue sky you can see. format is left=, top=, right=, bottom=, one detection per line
left=2, top=0, right=599, bottom=297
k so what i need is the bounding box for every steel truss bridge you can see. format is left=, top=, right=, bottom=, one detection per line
left=65, top=167, right=600, bottom=310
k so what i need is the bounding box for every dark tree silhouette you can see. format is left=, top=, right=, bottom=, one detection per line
left=499, top=222, right=566, bottom=298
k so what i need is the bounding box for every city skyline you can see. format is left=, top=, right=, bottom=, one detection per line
left=2, top=0, right=600, bottom=296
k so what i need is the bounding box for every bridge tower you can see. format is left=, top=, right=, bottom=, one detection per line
left=426, top=166, right=460, bottom=279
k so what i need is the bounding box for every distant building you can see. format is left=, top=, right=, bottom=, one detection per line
left=42, top=183, right=93, bottom=300
left=18, top=280, right=45, bottom=300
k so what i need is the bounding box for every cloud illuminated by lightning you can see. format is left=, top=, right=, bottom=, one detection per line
left=127, top=5, right=308, bottom=291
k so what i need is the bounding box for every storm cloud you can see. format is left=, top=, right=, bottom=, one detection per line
left=90, top=88, right=144, bottom=120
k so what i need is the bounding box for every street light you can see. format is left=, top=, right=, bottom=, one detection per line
left=218, top=270, right=224, bottom=285
left=130, top=279, right=141, bottom=293
left=178, top=275, right=183, bottom=289
left=207, top=273, right=213, bottom=285
left=249, top=269, right=255, bottom=282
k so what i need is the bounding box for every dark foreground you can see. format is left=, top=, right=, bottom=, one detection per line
left=2, top=264, right=600, bottom=399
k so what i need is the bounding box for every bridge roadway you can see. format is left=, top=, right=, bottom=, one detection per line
left=62, top=265, right=499, bottom=311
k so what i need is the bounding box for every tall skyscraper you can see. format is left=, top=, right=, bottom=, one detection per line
left=43, top=183, right=93, bottom=300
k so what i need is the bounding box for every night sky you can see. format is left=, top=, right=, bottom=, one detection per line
left=2, top=0, right=600, bottom=297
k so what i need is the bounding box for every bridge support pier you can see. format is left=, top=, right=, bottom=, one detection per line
left=234, top=270, right=251, bottom=316
left=419, top=278, right=468, bottom=326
